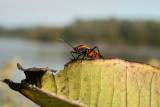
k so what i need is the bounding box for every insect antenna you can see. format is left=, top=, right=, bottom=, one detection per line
left=58, top=39, right=75, bottom=49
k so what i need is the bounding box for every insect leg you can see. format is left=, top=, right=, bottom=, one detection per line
left=76, top=52, right=84, bottom=60
left=92, top=46, right=100, bottom=54
left=81, top=51, right=87, bottom=61
left=92, top=46, right=105, bottom=59
left=70, top=51, right=79, bottom=59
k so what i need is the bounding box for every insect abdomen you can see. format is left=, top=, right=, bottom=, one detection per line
left=87, top=51, right=100, bottom=58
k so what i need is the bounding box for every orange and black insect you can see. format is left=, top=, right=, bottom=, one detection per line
left=59, top=39, right=105, bottom=60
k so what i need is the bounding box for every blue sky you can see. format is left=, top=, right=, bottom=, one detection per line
left=0, top=0, right=160, bottom=28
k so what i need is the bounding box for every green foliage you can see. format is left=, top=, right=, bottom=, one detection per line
left=0, top=19, right=160, bottom=46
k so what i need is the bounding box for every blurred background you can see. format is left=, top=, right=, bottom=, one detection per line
left=0, top=0, right=160, bottom=107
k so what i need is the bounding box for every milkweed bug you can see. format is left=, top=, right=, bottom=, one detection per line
left=59, top=39, right=105, bottom=61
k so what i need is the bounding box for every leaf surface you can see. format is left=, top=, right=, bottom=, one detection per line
left=3, top=59, right=160, bottom=107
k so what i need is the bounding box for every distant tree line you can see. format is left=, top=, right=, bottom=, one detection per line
left=0, top=19, right=160, bottom=46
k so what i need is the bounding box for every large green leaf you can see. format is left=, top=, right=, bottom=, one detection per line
left=3, top=59, right=160, bottom=107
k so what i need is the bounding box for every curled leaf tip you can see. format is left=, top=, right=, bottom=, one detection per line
left=17, top=63, right=25, bottom=71
left=2, top=79, right=13, bottom=84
